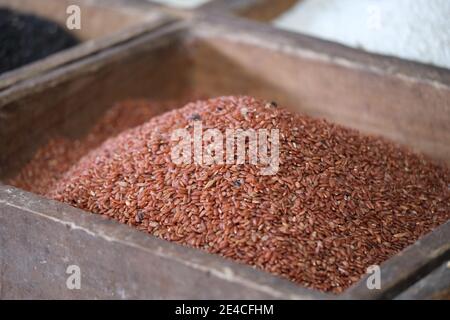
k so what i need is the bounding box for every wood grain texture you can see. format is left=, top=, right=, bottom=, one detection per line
left=202, top=0, right=299, bottom=21
left=0, top=7, right=449, bottom=299
left=343, top=221, right=450, bottom=299
left=0, top=0, right=173, bottom=91
left=190, top=14, right=450, bottom=165
left=0, top=21, right=188, bottom=180
left=395, top=261, right=450, bottom=300
left=0, top=184, right=326, bottom=299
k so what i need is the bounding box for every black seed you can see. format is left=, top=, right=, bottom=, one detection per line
left=189, top=113, right=201, bottom=121
left=0, top=8, right=79, bottom=74
left=135, top=211, right=145, bottom=223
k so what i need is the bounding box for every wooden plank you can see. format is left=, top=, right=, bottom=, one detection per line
left=0, top=184, right=327, bottom=299
left=342, top=222, right=450, bottom=299
left=0, top=0, right=162, bottom=40
left=189, top=14, right=450, bottom=165
left=201, top=0, right=299, bottom=21
left=0, top=21, right=188, bottom=180
left=395, top=261, right=450, bottom=300
left=0, top=0, right=174, bottom=91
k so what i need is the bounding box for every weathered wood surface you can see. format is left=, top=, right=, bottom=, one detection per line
left=395, top=261, right=450, bottom=300
left=0, top=0, right=174, bottom=91
left=342, top=221, right=450, bottom=299
left=0, top=184, right=327, bottom=299
left=202, top=0, right=299, bottom=21
left=190, top=13, right=450, bottom=165
left=0, top=2, right=449, bottom=300
left=0, top=21, right=188, bottom=180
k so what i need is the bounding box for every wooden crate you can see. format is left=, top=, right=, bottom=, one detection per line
left=0, top=0, right=174, bottom=91
left=0, top=2, right=449, bottom=299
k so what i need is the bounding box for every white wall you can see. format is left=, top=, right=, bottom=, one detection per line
left=274, top=0, right=450, bottom=69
